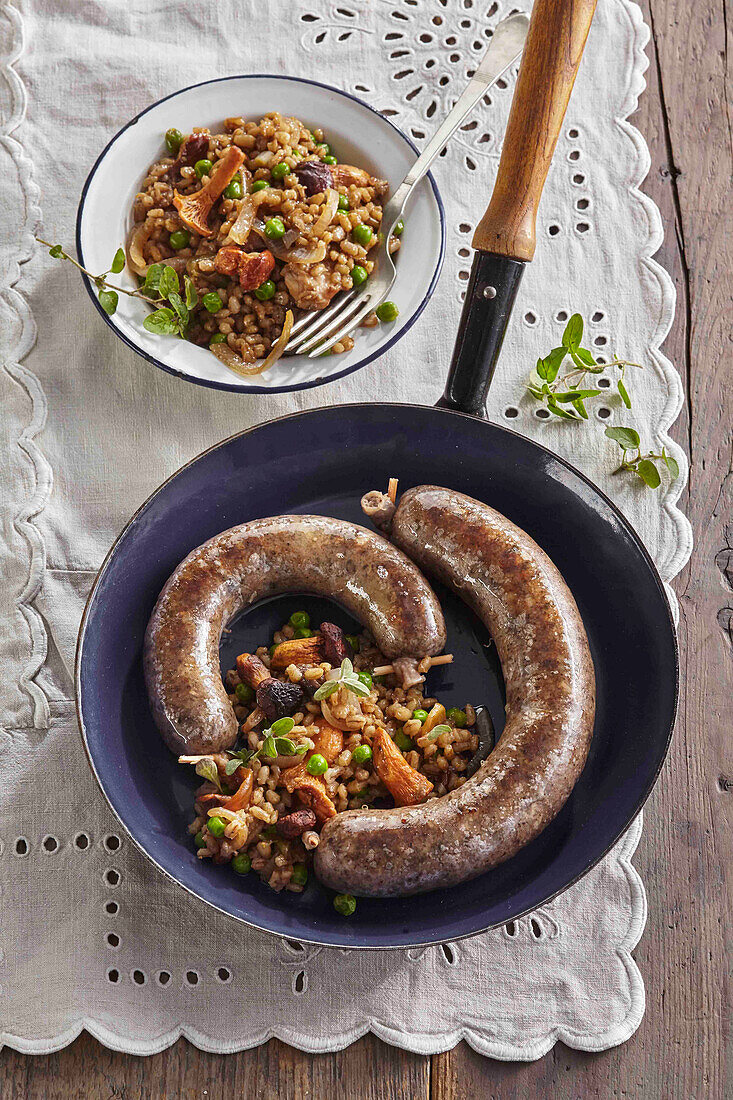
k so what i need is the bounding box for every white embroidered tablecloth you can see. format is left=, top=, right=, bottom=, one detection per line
left=0, top=0, right=691, bottom=1059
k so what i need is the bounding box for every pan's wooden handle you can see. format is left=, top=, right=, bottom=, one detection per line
left=472, top=0, right=597, bottom=261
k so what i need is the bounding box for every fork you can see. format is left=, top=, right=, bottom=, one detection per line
left=285, top=12, right=530, bottom=358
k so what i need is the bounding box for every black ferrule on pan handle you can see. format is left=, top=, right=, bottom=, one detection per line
left=437, top=252, right=526, bottom=418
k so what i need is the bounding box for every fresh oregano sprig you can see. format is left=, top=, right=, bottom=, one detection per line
left=528, top=313, right=641, bottom=420
left=605, top=426, right=679, bottom=488
left=224, top=716, right=309, bottom=775
left=313, top=658, right=371, bottom=701
left=37, top=237, right=198, bottom=338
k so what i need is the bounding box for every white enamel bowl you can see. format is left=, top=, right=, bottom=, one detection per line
left=76, top=74, right=446, bottom=394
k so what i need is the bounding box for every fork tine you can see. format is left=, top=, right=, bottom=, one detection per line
left=285, top=290, right=358, bottom=352
left=306, top=295, right=379, bottom=358
left=297, top=292, right=376, bottom=356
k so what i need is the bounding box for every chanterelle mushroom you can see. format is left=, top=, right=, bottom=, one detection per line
left=173, top=146, right=244, bottom=238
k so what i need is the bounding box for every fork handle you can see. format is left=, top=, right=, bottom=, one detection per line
left=388, top=14, right=529, bottom=212
left=472, top=0, right=597, bottom=260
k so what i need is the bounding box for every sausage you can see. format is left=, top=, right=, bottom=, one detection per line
left=143, top=515, right=446, bottom=756
left=314, top=486, right=595, bottom=896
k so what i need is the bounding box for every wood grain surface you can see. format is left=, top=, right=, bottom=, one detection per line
left=2, top=0, right=730, bottom=1094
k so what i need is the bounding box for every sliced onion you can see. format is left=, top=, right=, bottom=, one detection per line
left=127, top=223, right=154, bottom=275
left=310, top=188, right=339, bottom=239
left=251, top=219, right=327, bottom=264
left=210, top=309, right=294, bottom=378
left=226, top=195, right=255, bottom=245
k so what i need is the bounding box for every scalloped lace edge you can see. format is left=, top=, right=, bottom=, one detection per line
left=0, top=0, right=688, bottom=1062
left=1, top=0, right=51, bottom=728
left=0, top=817, right=646, bottom=1058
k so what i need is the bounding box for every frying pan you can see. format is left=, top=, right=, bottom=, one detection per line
left=77, top=0, right=678, bottom=948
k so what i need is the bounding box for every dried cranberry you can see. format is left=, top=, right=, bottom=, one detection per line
left=293, top=159, right=334, bottom=197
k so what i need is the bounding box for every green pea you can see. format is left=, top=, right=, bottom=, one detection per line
left=231, top=852, right=251, bottom=875
left=271, top=162, right=289, bottom=181
left=352, top=744, right=372, bottom=765
left=289, top=611, right=310, bottom=629
left=337, top=194, right=350, bottom=211
left=255, top=279, right=276, bottom=301
left=306, top=753, right=328, bottom=777
left=169, top=229, right=190, bottom=250
left=209, top=333, right=228, bottom=345
left=351, top=264, right=368, bottom=287
left=333, top=893, right=357, bottom=917
left=291, top=863, right=308, bottom=886
left=194, top=158, right=214, bottom=179
left=447, top=707, right=468, bottom=728
left=394, top=731, right=413, bottom=752
left=251, top=180, right=269, bottom=193
left=345, top=633, right=360, bottom=652
left=264, top=216, right=286, bottom=241
left=224, top=175, right=243, bottom=199
left=357, top=670, right=373, bottom=691
left=392, top=218, right=405, bottom=237
left=293, top=627, right=312, bottom=639
left=322, top=154, right=337, bottom=165
left=352, top=224, right=373, bottom=247
left=194, top=831, right=206, bottom=849
left=165, top=127, right=183, bottom=155
left=412, top=708, right=429, bottom=724
left=376, top=301, right=399, bottom=323
left=235, top=682, right=254, bottom=704
left=207, top=816, right=226, bottom=838
left=202, top=292, right=223, bottom=314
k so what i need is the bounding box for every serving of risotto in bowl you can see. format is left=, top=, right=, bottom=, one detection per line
left=76, top=75, right=445, bottom=393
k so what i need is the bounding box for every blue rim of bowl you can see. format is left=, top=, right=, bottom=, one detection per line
left=75, top=403, right=679, bottom=949
left=75, top=73, right=447, bottom=395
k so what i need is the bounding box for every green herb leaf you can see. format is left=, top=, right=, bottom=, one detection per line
left=144, top=263, right=164, bottom=292
left=605, top=425, right=640, bottom=450
left=617, top=378, right=631, bottom=408
left=269, top=717, right=295, bottom=737
left=313, top=679, right=340, bottom=701
left=425, top=722, right=451, bottom=742
left=195, top=757, right=221, bottom=791
left=159, top=265, right=180, bottom=300
left=636, top=458, right=661, bottom=488
left=574, top=345, right=597, bottom=367
left=562, top=313, right=583, bottom=350
left=571, top=397, right=589, bottom=419
left=168, top=291, right=189, bottom=328
left=343, top=675, right=371, bottom=698
left=293, top=743, right=309, bottom=755
left=547, top=396, right=578, bottom=420
left=664, top=454, right=679, bottom=480
left=224, top=757, right=243, bottom=775
left=541, top=346, right=567, bottom=383
left=553, top=388, right=602, bottom=402
left=262, top=735, right=277, bottom=759
left=340, top=658, right=353, bottom=678
left=110, top=247, right=126, bottom=274
left=98, top=288, right=119, bottom=315
left=274, top=736, right=298, bottom=756
left=535, top=356, right=548, bottom=381
left=49, top=244, right=64, bottom=258
left=184, top=274, right=198, bottom=309
left=143, top=307, right=178, bottom=335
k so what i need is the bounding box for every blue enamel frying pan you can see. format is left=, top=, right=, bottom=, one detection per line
left=76, top=0, right=678, bottom=948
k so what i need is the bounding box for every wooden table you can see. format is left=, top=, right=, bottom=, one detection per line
left=3, top=0, right=729, bottom=1094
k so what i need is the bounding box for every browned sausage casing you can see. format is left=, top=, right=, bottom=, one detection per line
left=314, top=486, right=595, bottom=896
left=144, top=515, right=446, bottom=756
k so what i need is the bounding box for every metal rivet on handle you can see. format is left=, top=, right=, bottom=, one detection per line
left=482, top=285, right=497, bottom=299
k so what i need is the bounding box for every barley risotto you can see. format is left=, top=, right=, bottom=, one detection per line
left=181, top=613, right=478, bottom=912
left=128, top=113, right=403, bottom=376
